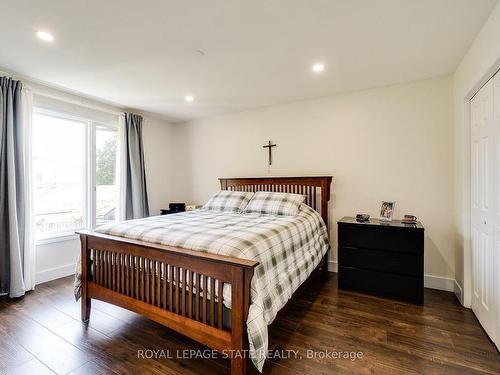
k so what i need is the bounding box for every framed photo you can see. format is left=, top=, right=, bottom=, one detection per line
left=380, top=201, right=395, bottom=221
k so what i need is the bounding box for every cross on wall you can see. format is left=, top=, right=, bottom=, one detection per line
left=262, top=140, right=277, bottom=166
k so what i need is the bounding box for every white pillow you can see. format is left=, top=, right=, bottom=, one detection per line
left=243, top=191, right=305, bottom=216
left=203, top=190, right=254, bottom=213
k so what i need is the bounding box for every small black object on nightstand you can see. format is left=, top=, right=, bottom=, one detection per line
left=161, top=203, right=186, bottom=215
left=355, top=214, right=370, bottom=222
left=338, top=216, right=424, bottom=304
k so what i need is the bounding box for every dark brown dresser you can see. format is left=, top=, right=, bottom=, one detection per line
left=337, top=217, right=424, bottom=304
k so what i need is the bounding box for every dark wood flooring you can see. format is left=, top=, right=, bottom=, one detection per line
left=0, top=274, right=499, bottom=375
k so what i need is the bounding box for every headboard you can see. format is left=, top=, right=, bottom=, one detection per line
left=219, top=176, right=333, bottom=226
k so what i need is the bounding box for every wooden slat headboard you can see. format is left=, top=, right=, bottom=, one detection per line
left=219, top=176, right=333, bottom=226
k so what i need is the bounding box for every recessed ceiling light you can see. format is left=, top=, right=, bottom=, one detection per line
left=185, top=95, right=194, bottom=102
left=36, top=31, right=54, bottom=42
left=192, top=49, right=205, bottom=57
left=312, top=63, right=325, bottom=73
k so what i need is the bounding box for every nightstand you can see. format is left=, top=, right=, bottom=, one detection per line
left=337, top=217, right=424, bottom=304
left=160, top=203, right=186, bottom=215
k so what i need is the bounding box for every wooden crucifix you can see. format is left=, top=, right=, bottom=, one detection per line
left=263, top=140, right=277, bottom=166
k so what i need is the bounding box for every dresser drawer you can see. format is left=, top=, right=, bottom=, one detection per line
left=339, top=246, right=423, bottom=277
left=339, top=266, right=423, bottom=304
left=339, top=224, right=423, bottom=254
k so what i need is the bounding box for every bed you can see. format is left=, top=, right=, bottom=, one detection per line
left=76, top=176, right=332, bottom=374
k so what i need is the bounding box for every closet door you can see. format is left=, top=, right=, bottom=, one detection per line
left=494, top=72, right=500, bottom=349
left=470, top=77, right=497, bottom=344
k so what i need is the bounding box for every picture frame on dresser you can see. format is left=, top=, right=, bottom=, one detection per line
left=379, top=201, right=395, bottom=221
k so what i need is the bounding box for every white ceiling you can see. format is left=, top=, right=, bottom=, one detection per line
left=0, top=0, right=496, bottom=122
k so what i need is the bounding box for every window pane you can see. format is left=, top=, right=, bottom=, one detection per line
left=33, top=113, right=86, bottom=237
left=95, top=125, right=118, bottom=226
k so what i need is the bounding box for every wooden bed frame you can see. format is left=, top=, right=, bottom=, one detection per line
left=78, top=176, right=332, bottom=375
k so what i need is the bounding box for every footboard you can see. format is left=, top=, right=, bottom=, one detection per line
left=78, top=230, right=258, bottom=375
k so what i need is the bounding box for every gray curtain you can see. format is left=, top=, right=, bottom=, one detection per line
left=123, top=112, right=149, bottom=219
left=0, top=77, right=27, bottom=297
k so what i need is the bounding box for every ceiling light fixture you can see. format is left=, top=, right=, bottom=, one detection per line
left=185, top=95, right=194, bottom=102
left=36, top=31, right=54, bottom=42
left=312, top=63, right=325, bottom=73
left=192, top=49, right=205, bottom=57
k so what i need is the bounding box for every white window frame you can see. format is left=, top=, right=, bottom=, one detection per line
left=33, top=107, right=120, bottom=244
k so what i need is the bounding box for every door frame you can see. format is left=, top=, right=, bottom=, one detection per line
left=462, top=59, right=500, bottom=348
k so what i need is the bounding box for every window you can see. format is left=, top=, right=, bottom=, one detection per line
left=32, top=109, right=119, bottom=241
left=95, top=124, right=118, bottom=226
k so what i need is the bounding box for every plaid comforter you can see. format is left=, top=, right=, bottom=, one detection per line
left=74, top=204, right=329, bottom=371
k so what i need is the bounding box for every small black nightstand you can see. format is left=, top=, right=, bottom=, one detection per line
left=337, top=217, right=424, bottom=304
left=161, top=203, right=186, bottom=215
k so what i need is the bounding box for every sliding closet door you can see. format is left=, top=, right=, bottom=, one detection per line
left=470, top=76, right=497, bottom=345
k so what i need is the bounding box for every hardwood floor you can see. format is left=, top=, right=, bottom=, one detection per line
left=1, top=274, right=498, bottom=375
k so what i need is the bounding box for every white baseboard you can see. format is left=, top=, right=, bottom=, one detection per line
left=36, top=263, right=76, bottom=285
left=423, top=274, right=455, bottom=292
left=328, top=260, right=338, bottom=272
left=328, top=261, right=455, bottom=293
left=454, top=280, right=464, bottom=304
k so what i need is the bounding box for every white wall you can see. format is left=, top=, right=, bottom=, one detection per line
left=35, top=240, right=81, bottom=284
left=173, top=76, right=455, bottom=288
left=453, top=0, right=500, bottom=306
left=143, top=116, right=177, bottom=215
